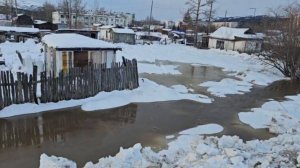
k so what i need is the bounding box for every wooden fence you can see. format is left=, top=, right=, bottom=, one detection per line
left=0, top=66, right=38, bottom=109
left=40, top=59, right=139, bottom=103
left=0, top=59, right=139, bottom=110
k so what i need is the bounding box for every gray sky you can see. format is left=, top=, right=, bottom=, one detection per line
left=87, top=0, right=299, bottom=21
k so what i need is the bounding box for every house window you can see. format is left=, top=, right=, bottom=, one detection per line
left=256, top=42, right=260, bottom=49
left=216, top=40, right=225, bottom=50
left=61, top=15, right=64, bottom=18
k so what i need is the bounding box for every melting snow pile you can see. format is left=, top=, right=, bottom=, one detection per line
left=40, top=154, right=77, bottom=168
left=239, top=94, right=300, bottom=134
left=42, top=134, right=300, bottom=168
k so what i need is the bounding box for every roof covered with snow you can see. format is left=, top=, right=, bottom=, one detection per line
left=210, top=27, right=263, bottom=40
left=0, top=26, right=39, bottom=33
left=100, top=25, right=115, bottom=29
left=111, top=28, right=135, bottom=34
left=42, top=33, right=121, bottom=50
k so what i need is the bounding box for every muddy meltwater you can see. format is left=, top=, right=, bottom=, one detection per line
left=0, top=63, right=299, bottom=168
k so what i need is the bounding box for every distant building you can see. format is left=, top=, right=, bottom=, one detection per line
left=12, top=14, right=34, bottom=27
left=34, top=20, right=58, bottom=31
left=212, top=21, right=239, bottom=29
left=55, top=29, right=99, bottom=39
left=52, top=11, right=135, bottom=29
left=0, top=26, right=40, bottom=43
left=209, top=27, right=263, bottom=53
left=98, top=25, right=115, bottom=40
left=42, top=33, right=121, bottom=76
left=109, top=28, right=135, bottom=44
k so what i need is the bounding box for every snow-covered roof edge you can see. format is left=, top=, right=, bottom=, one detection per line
left=42, top=33, right=121, bottom=50
left=210, top=27, right=263, bottom=40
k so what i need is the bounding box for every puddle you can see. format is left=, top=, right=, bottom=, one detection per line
left=141, top=61, right=230, bottom=95
left=0, top=80, right=299, bottom=167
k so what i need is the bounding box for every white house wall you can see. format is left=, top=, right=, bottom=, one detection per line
left=208, top=38, right=218, bottom=48
left=234, top=41, right=246, bottom=52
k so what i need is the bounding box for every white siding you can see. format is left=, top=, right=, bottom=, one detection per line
left=208, top=38, right=218, bottom=48
left=106, top=51, right=115, bottom=68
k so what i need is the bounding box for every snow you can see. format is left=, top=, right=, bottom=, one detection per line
left=116, top=44, right=283, bottom=96
left=112, top=28, right=135, bottom=34
left=55, top=133, right=300, bottom=168
left=210, top=27, right=263, bottom=40
left=179, top=124, right=224, bottom=135
left=39, top=154, right=77, bottom=168
left=99, top=25, right=115, bottom=29
left=0, top=39, right=43, bottom=74
left=239, top=94, right=300, bottom=134
left=34, top=20, right=47, bottom=25
left=81, top=79, right=212, bottom=111
left=200, top=78, right=252, bottom=97
left=0, top=26, right=39, bottom=33
left=0, top=78, right=211, bottom=118
left=42, top=33, right=119, bottom=49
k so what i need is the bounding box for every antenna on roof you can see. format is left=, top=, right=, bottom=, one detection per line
left=148, top=0, right=154, bottom=36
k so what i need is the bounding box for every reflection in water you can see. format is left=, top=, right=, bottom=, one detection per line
left=0, top=73, right=299, bottom=167
left=0, top=104, right=137, bottom=150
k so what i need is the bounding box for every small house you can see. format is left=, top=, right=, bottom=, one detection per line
left=0, top=26, right=40, bottom=43
left=42, top=33, right=121, bottom=76
left=98, top=25, right=115, bottom=40
left=209, top=27, right=263, bottom=53
left=109, top=28, right=135, bottom=44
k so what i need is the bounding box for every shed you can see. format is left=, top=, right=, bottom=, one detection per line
left=34, top=20, right=58, bottom=31
left=110, top=28, right=135, bottom=44
left=98, top=25, right=115, bottom=40
left=0, top=26, right=40, bottom=43
left=42, top=33, right=122, bottom=76
left=209, top=27, right=263, bottom=53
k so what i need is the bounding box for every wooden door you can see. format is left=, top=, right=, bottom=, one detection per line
left=74, top=51, right=88, bottom=67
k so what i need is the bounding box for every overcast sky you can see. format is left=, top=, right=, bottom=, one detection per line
left=85, top=0, right=299, bottom=21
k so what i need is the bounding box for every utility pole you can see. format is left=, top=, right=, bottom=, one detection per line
left=207, top=0, right=214, bottom=34
left=148, top=0, right=154, bottom=36
left=14, top=0, right=18, bottom=16
left=69, top=0, right=72, bottom=28
left=193, top=0, right=202, bottom=47
left=250, top=8, right=256, bottom=17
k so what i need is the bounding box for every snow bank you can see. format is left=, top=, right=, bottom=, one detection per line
left=39, top=154, right=77, bottom=168
left=239, top=94, right=300, bottom=134
left=179, top=124, right=224, bottom=135
left=81, top=79, right=211, bottom=111
left=0, top=40, right=43, bottom=74
left=81, top=134, right=300, bottom=168
left=0, top=79, right=211, bottom=118
left=200, top=78, right=252, bottom=97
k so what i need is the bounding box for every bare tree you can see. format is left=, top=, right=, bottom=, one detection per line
left=72, top=0, right=86, bottom=29
left=186, top=0, right=208, bottom=46
left=260, top=3, right=300, bottom=79
left=203, top=0, right=216, bottom=34
left=36, top=1, right=56, bottom=22
left=58, top=0, right=72, bottom=28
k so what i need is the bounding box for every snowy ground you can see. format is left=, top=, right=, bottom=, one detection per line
left=1, top=41, right=296, bottom=168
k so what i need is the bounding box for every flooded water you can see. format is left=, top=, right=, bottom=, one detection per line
left=0, top=62, right=299, bottom=168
